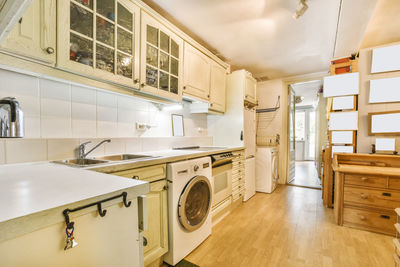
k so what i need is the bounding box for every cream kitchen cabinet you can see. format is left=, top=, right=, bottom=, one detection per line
left=57, top=0, right=140, bottom=88
left=209, top=61, right=226, bottom=112
left=183, top=42, right=211, bottom=100
left=245, top=72, right=257, bottom=104
left=140, top=11, right=183, bottom=101
left=112, top=164, right=168, bottom=266
left=0, top=0, right=56, bottom=65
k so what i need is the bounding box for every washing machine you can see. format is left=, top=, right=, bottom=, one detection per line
left=255, top=147, right=279, bottom=193
left=164, top=157, right=212, bottom=265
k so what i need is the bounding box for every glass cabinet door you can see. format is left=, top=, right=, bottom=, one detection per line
left=58, top=0, right=140, bottom=87
left=140, top=11, right=183, bottom=100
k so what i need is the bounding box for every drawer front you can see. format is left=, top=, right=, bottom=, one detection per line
left=112, top=164, right=166, bottom=182
left=389, top=178, right=400, bottom=190
left=343, top=207, right=395, bottom=235
left=344, top=174, right=388, bottom=189
left=344, top=186, right=400, bottom=209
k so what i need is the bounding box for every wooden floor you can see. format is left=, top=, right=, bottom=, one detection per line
left=289, top=161, right=321, bottom=189
left=185, top=185, right=393, bottom=267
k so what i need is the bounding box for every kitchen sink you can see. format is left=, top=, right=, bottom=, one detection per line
left=94, top=154, right=156, bottom=161
left=52, top=158, right=109, bottom=167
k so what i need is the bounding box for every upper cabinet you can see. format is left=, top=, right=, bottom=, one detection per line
left=140, top=11, right=183, bottom=101
left=209, top=61, right=226, bottom=112
left=0, top=0, right=56, bottom=65
left=183, top=42, right=211, bottom=100
left=57, top=0, right=140, bottom=87
left=245, top=74, right=257, bottom=104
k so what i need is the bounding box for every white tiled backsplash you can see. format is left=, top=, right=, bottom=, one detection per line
left=0, top=68, right=212, bottom=164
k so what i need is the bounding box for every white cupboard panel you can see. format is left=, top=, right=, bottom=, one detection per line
left=329, top=111, right=358, bottom=130
left=332, top=145, right=354, bottom=157
left=371, top=44, right=400, bottom=73
left=375, top=138, right=395, bottom=151
left=331, top=131, right=353, bottom=144
left=370, top=112, right=400, bottom=134
left=369, top=77, right=400, bottom=103
left=332, top=96, right=354, bottom=110
left=323, top=72, right=359, bottom=97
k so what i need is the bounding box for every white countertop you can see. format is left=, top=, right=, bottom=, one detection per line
left=0, top=162, right=149, bottom=223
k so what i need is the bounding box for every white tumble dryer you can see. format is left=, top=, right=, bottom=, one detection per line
left=255, top=147, right=279, bottom=193
left=164, top=157, right=212, bottom=266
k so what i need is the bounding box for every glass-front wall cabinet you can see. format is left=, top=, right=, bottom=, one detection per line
left=57, top=0, right=140, bottom=87
left=140, top=11, right=183, bottom=101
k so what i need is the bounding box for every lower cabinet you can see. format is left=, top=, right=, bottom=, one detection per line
left=111, top=164, right=168, bottom=266
left=142, top=179, right=168, bottom=266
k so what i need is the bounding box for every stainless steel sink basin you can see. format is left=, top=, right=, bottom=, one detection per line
left=94, top=154, right=155, bottom=161
left=53, top=158, right=109, bottom=167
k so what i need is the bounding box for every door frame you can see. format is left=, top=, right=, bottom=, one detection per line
left=283, top=73, right=327, bottom=184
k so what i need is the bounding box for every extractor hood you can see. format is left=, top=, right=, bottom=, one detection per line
left=0, top=0, right=33, bottom=42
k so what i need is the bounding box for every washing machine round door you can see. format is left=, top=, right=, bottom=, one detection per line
left=178, top=175, right=212, bottom=232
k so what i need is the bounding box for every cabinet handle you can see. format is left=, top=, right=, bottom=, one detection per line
left=207, top=94, right=210, bottom=98
left=45, top=47, right=55, bottom=54
left=382, top=192, right=392, bottom=197
left=360, top=193, right=368, bottom=199
left=360, top=177, right=368, bottom=181
left=140, top=83, right=145, bottom=88
left=359, top=215, right=366, bottom=221
left=210, top=103, right=213, bottom=107
left=183, top=86, right=186, bottom=90
left=380, top=215, right=390, bottom=219
left=143, top=236, right=148, bottom=246
left=134, top=79, right=139, bottom=84
left=19, top=18, right=23, bottom=24
left=132, top=175, right=139, bottom=179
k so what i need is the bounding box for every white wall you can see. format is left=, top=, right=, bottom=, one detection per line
left=0, top=68, right=212, bottom=164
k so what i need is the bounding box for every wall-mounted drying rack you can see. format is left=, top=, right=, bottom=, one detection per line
left=256, top=96, right=280, bottom=113
left=63, top=192, right=131, bottom=229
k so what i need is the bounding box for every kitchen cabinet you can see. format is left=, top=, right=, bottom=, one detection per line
left=112, top=164, right=168, bottom=266
left=232, top=150, right=245, bottom=202
left=209, top=61, right=226, bottom=112
left=57, top=0, right=140, bottom=87
left=183, top=42, right=211, bottom=100
left=140, top=11, right=183, bottom=101
left=0, top=0, right=56, bottom=65
left=245, top=72, right=257, bottom=104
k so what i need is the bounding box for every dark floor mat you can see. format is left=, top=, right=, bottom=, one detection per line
left=165, top=259, right=200, bottom=267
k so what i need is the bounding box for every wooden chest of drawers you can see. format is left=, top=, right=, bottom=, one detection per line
left=333, top=153, right=400, bottom=236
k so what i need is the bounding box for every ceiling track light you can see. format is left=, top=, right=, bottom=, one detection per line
left=293, top=0, right=308, bottom=19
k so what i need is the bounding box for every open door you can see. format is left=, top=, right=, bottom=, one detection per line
left=288, top=86, right=295, bottom=183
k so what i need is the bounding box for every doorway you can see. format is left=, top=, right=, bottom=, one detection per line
left=288, top=80, right=322, bottom=189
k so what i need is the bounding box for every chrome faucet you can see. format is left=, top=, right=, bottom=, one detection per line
left=0, top=97, right=24, bottom=138
left=78, top=139, right=111, bottom=159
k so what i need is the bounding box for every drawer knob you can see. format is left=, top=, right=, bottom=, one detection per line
left=380, top=215, right=390, bottom=219
left=359, top=215, right=366, bottom=221
left=46, top=47, right=55, bottom=54
left=360, top=194, right=368, bottom=199
left=132, top=175, right=139, bottom=179
left=361, top=177, right=368, bottom=181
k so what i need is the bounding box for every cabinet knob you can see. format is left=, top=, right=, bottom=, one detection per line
left=134, top=79, right=139, bottom=84
left=46, top=47, right=55, bottom=54
left=140, top=83, right=145, bottom=88
left=360, top=193, right=368, bottom=199
left=132, top=175, right=139, bottom=179
left=183, top=86, right=186, bottom=90
left=143, top=236, right=148, bottom=246
left=207, top=94, right=210, bottom=98
left=359, top=215, right=366, bottom=221
left=210, top=103, right=213, bottom=107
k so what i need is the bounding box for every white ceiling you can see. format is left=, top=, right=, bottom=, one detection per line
left=291, top=79, right=322, bottom=107
left=145, top=0, right=378, bottom=79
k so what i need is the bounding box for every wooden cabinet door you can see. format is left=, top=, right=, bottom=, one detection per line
left=140, top=11, right=183, bottom=101
left=142, top=179, right=168, bottom=266
left=245, top=75, right=257, bottom=103
left=183, top=42, right=211, bottom=100
left=57, top=0, right=140, bottom=87
left=0, top=0, right=56, bottom=65
left=209, top=61, right=226, bottom=112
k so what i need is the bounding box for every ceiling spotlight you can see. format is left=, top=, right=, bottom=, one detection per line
left=295, top=96, right=304, bottom=104
left=293, top=0, right=308, bottom=19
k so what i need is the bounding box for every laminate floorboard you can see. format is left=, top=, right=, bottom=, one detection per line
left=184, top=185, right=393, bottom=267
left=289, top=161, right=321, bottom=188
